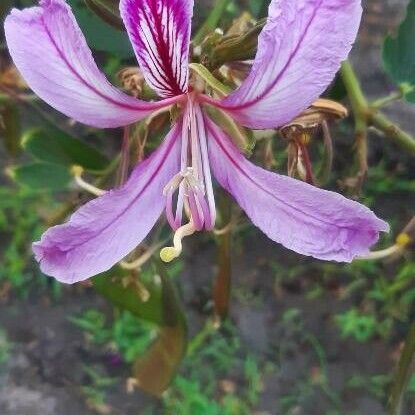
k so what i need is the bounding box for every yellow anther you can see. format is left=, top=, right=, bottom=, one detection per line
left=160, top=247, right=180, bottom=263
left=70, top=165, right=84, bottom=177
left=396, top=233, right=411, bottom=247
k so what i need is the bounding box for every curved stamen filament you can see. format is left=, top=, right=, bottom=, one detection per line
left=120, top=241, right=165, bottom=270
left=71, top=166, right=106, bottom=196
left=359, top=233, right=411, bottom=261
left=160, top=221, right=196, bottom=263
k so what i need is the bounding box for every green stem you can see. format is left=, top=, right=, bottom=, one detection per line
left=388, top=323, right=415, bottom=415
left=369, top=111, right=415, bottom=155
left=341, top=61, right=415, bottom=156
left=340, top=61, right=368, bottom=115
left=371, top=91, right=404, bottom=109
left=193, top=0, right=230, bottom=45
left=341, top=61, right=368, bottom=191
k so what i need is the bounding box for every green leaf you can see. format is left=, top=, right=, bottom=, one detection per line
left=383, top=0, right=415, bottom=102
left=249, top=0, right=269, bottom=18
left=93, top=263, right=187, bottom=396
left=10, top=162, right=71, bottom=190
left=22, top=128, right=109, bottom=172
left=93, top=272, right=164, bottom=325
left=84, top=0, right=123, bottom=30
left=0, top=103, right=21, bottom=158
left=68, top=0, right=134, bottom=58
left=132, top=263, right=186, bottom=396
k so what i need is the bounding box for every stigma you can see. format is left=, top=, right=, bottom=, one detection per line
left=160, top=96, right=216, bottom=262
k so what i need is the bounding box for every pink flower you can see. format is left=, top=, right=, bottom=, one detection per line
left=5, top=0, right=388, bottom=283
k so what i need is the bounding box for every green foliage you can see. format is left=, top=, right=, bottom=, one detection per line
left=68, top=0, right=134, bottom=58
left=0, top=187, right=49, bottom=293
left=93, top=272, right=164, bottom=326
left=22, top=128, right=109, bottom=172
left=383, top=0, right=415, bottom=102
left=69, top=309, right=155, bottom=363
left=348, top=374, right=391, bottom=400
left=81, top=366, right=117, bottom=413
left=0, top=102, right=21, bottom=158
left=162, top=322, right=263, bottom=415
left=83, top=0, right=123, bottom=30
left=335, top=309, right=379, bottom=342
left=365, top=162, right=415, bottom=196
left=113, top=311, right=156, bottom=363
left=12, top=126, right=109, bottom=191
left=10, top=162, right=71, bottom=191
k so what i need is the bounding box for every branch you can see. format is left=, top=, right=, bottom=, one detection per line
left=341, top=61, right=415, bottom=156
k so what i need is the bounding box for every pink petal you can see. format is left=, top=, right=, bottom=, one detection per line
left=120, top=0, right=193, bottom=98
left=211, top=0, right=362, bottom=129
left=4, top=0, right=179, bottom=128
left=33, top=122, right=182, bottom=283
left=206, top=120, right=389, bottom=262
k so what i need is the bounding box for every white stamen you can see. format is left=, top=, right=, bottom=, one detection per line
left=162, top=96, right=217, bottom=256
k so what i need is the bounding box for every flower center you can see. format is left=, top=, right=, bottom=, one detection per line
left=160, top=95, right=216, bottom=263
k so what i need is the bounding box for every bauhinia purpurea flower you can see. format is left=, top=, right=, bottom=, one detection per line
left=5, top=0, right=389, bottom=283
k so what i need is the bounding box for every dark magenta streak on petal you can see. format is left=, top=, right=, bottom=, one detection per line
left=137, top=23, right=175, bottom=91
left=62, top=124, right=181, bottom=251
left=41, top=16, right=178, bottom=111
left=219, top=0, right=322, bottom=111
left=144, top=0, right=184, bottom=96
left=206, top=121, right=359, bottom=231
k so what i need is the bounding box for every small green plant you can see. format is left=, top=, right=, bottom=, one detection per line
left=81, top=366, right=117, bottom=415
left=347, top=374, right=391, bottom=400
left=0, top=187, right=51, bottom=295
left=335, top=308, right=379, bottom=342
left=70, top=309, right=155, bottom=363
left=159, top=322, right=264, bottom=415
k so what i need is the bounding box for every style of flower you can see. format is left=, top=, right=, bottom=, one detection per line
left=5, top=0, right=389, bottom=283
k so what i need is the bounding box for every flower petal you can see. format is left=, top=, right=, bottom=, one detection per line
left=212, top=0, right=362, bottom=129
left=4, top=0, right=179, bottom=128
left=33, top=122, right=182, bottom=283
left=120, top=0, right=193, bottom=98
left=206, top=120, right=389, bottom=262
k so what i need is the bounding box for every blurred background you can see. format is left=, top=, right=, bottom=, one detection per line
left=0, top=0, right=414, bottom=414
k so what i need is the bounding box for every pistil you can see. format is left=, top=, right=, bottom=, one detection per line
left=161, top=96, right=216, bottom=262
